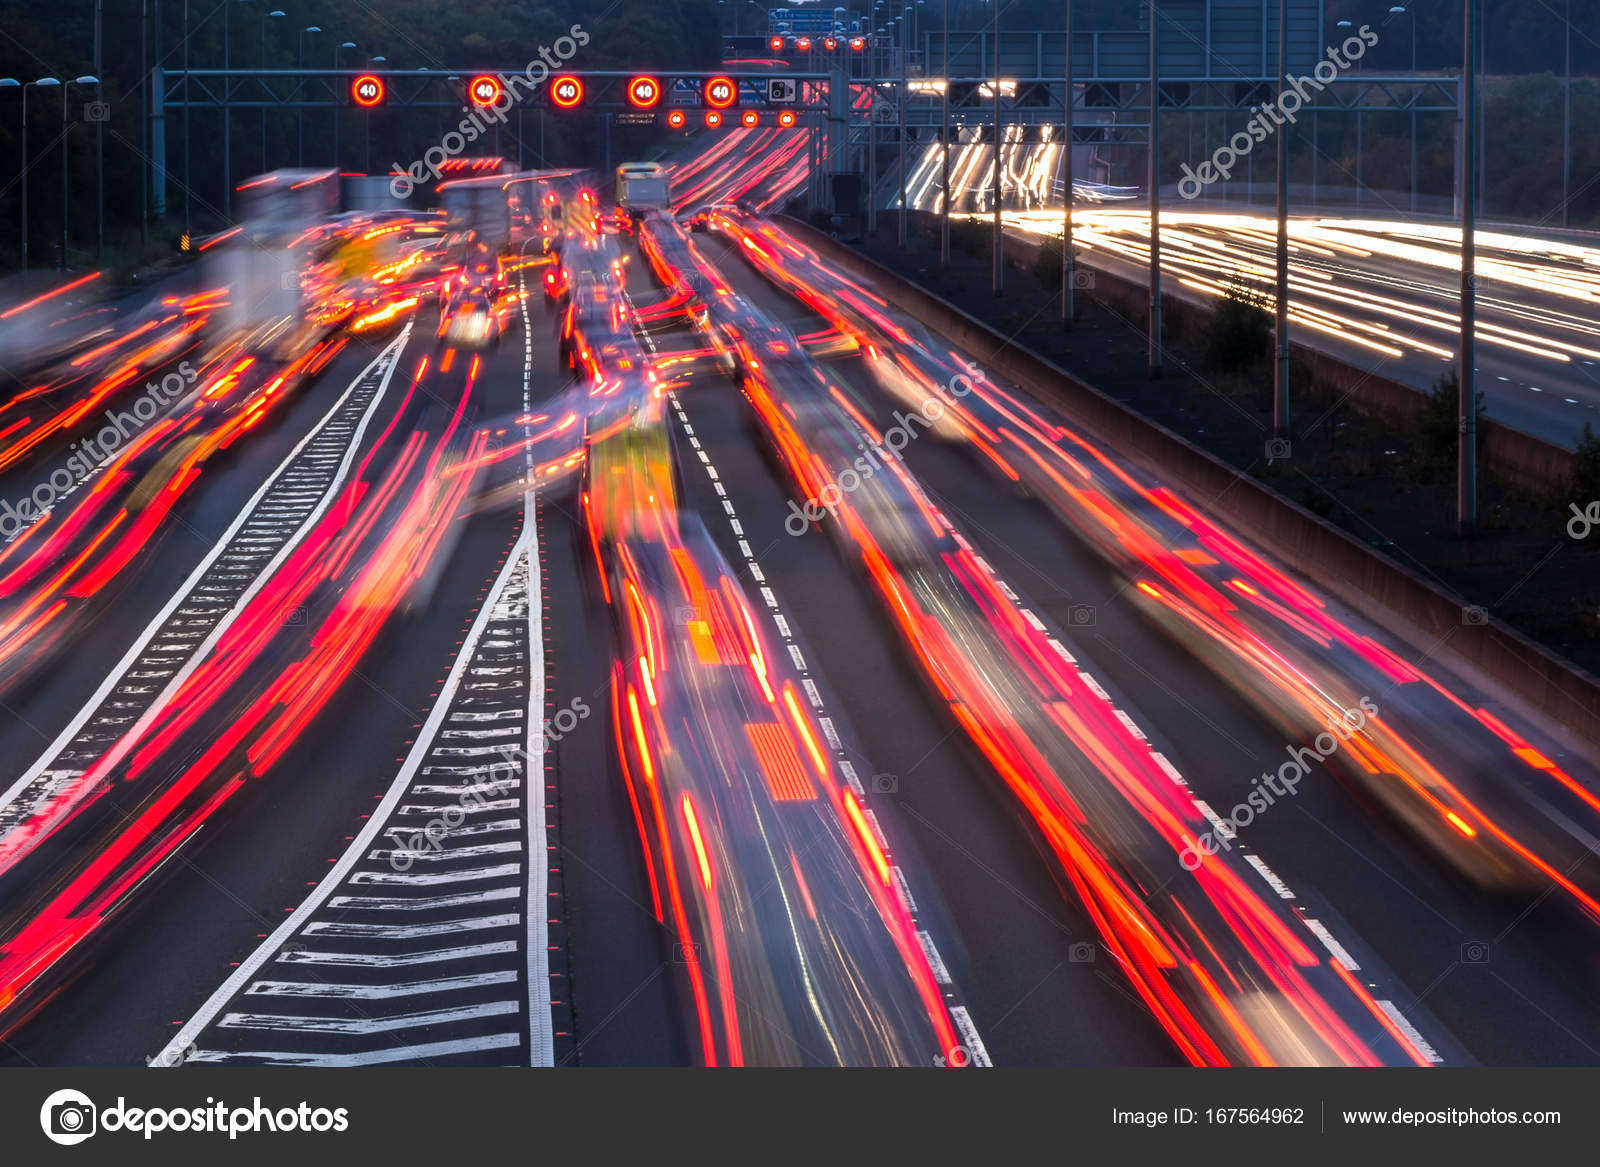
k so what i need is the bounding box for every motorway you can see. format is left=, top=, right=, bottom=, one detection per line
left=899, top=140, right=1600, bottom=446
left=0, top=134, right=1598, bottom=1067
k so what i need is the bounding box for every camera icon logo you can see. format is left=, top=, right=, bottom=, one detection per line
left=283, top=605, right=308, bottom=627
left=1462, top=605, right=1488, bottom=626
left=870, top=773, right=899, bottom=794
left=40, top=1088, right=97, bottom=1146
left=1071, top=268, right=1096, bottom=290
left=1460, top=941, right=1490, bottom=964
left=674, top=941, right=700, bottom=964
left=1265, top=437, right=1291, bottom=460
left=83, top=101, right=110, bottom=123
left=1067, top=603, right=1096, bottom=627
left=1068, top=941, right=1096, bottom=963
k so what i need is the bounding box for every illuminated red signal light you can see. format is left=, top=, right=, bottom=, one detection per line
left=796, top=37, right=811, bottom=51
left=626, top=75, right=662, bottom=109
left=351, top=74, right=385, bottom=107
left=704, top=75, right=737, bottom=109
left=467, top=74, right=503, bottom=107
left=850, top=37, right=865, bottom=51
left=778, top=110, right=796, bottom=128
left=769, top=36, right=784, bottom=52
left=667, top=110, right=687, bottom=129
left=740, top=110, right=759, bottom=128
left=824, top=37, right=839, bottom=51
left=704, top=110, right=724, bottom=129
left=550, top=75, right=584, bottom=108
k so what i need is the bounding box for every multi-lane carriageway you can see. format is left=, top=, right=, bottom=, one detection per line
left=1, top=189, right=1600, bottom=1065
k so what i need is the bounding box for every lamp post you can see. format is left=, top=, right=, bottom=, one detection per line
left=62, top=77, right=100, bottom=269
left=298, top=25, right=321, bottom=166
left=898, top=5, right=908, bottom=246
left=261, top=9, right=285, bottom=170
left=0, top=80, right=20, bottom=273
left=867, top=22, right=877, bottom=234
left=1147, top=0, right=1161, bottom=377
left=1061, top=0, right=1074, bottom=327
left=21, top=79, right=60, bottom=277
left=141, top=1, right=148, bottom=243
left=1338, top=19, right=1361, bottom=208
left=939, top=0, right=949, bottom=265
left=226, top=0, right=256, bottom=223
left=367, top=56, right=385, bottom=175
left=991, top=0, right=1001, bottom=294
left=1274, top=0, right=1290, bottom=442
left=1459, top=0, right=1478, bottom=536
left=1563, top=0, right=1572, bottom=227
left=94, top=0, right=103, bottom=259
left=334, top=41, right=356, bottom=171
left=1388, top=6, right=1417, bottom=214
left=183, top=0, right=190, bottom=239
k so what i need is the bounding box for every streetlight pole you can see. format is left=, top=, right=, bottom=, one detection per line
left=334, top=42, right=356, bottom=171
left=62, top=77, right=100, bottom=268
left=140, top=0, right=148, bottom=243
left=367, top=56, right=385, bottom=175
left=1390, top=6, right=1416, bottom=214
left=262, top=10, right=284, bottom=171
left=183, top=0, right=190, bottom=240
left=298, top=26, right=321, bottom=166
left=1274, top=0, right=1290, bottom=442
left=226, top=0, right=255, bottom=222
left=898, top=5, right=908, bottom=246
left=94, top=0, right=103, bottom=259
left=1564, top=0, right=1572, bottom=228
left=939, top=0, right=950, bottom=266
left=868, top=21, right=877, bottom=234
left=1061, top=0, right=1074, bottom=328
left=1459, top=0, right=1478, bottom=536
left=991, top=0, right=1002, bottom=295
left=1147, top=0, right=1161, bottom=377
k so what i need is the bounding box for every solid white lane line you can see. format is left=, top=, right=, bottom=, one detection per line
left=151, top=517, right=533, bottom=1068
left=0, top=327, right=414, bottom=831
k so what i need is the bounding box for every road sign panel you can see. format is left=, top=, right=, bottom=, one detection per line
left=704, top=76, right=737, bottom=109
left=550, top=75, right=584, bottom=108
left=626, top=75, right=662, bottom=109
left=468, top=75, right=503, bottom=108
left=767, top=78, right=798, bottom=104
left=351, top=74, right=385, bottom=108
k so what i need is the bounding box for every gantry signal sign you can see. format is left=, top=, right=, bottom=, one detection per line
left=703, top=76, right=737, bottom=109
left=550, top=75, right=584, bottom=108
left=351, top=74, right=385, bottom=107
left=767, top=78, right=797, bottom=103
left=626, top=75, right=662, bottom=109
left=468, top=74, right=503, bottom=107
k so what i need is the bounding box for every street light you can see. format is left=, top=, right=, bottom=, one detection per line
left=1337, top=19, right=1361, bottom=208
left=0, top=80, right=17, bottom=270
left=334, top=42, right=356, bottom=171
left=366, top=57, right=387, bottom=174
left=1389, top=6, right=1417, bottom=213
left=19, top=78, right=60, bottom=277
left=262, top=9, right=286, bottom=170
left=298, top=26, right=322, bottom=165
left=61, top=77, right=99, bottom=269
left=225, top=0, right=258, bottom=222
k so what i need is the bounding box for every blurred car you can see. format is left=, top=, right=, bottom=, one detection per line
left=442, top=287, right=500, bottom=349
